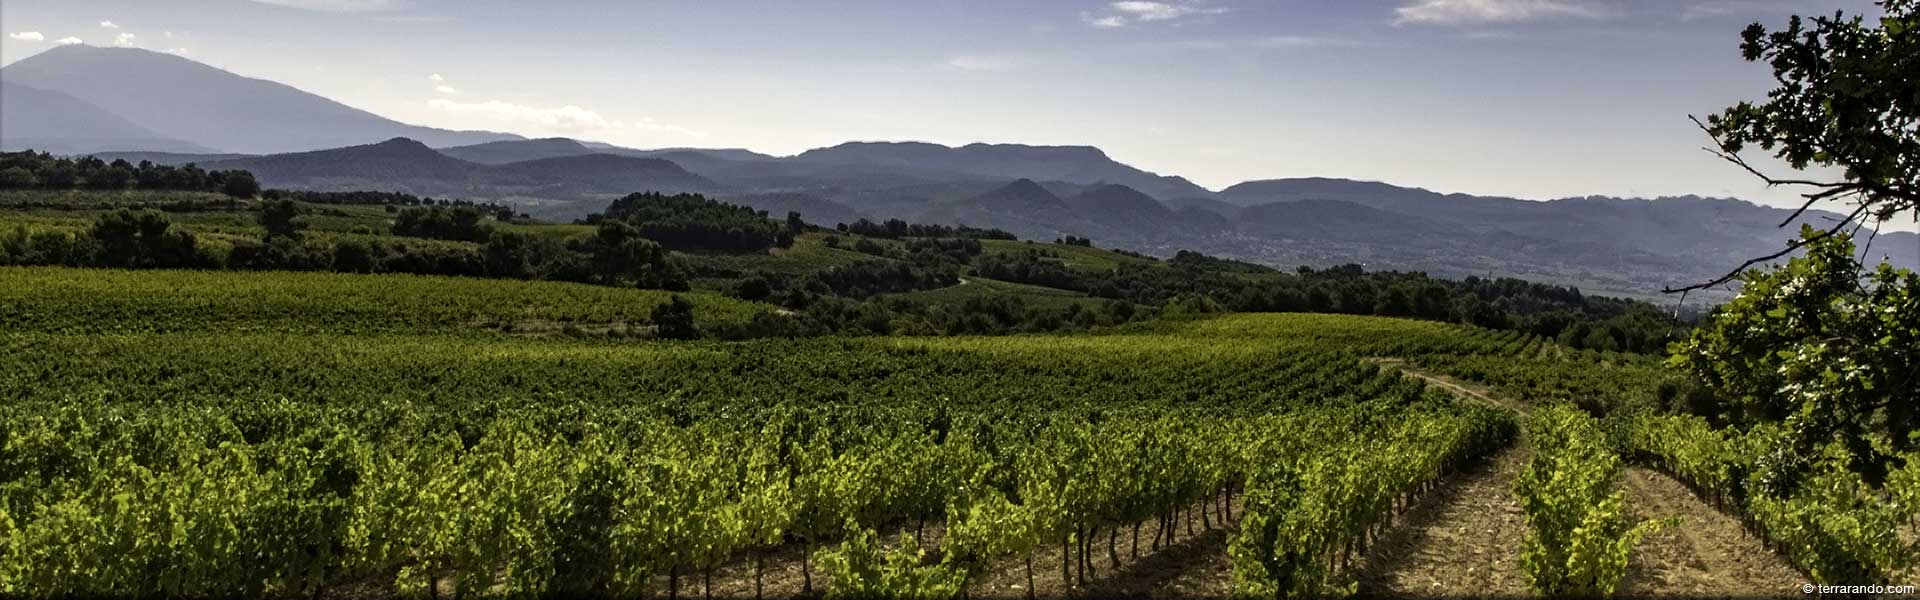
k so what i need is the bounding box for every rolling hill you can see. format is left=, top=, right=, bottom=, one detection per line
left=205, top=138, right=717, bottom=203
left=794, top=141, right=1213, bottom=201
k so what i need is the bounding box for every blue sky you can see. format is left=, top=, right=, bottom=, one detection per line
left=0, top=0, right=1892, bottom=215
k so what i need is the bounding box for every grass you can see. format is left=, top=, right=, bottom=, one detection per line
left=0, top=266, right=768, bottom=335
left=0, top=189, right=236, bottom=209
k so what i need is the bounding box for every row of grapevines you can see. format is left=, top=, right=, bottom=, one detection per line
left=1621, top=412, right=1920, bottom=584
left=1513, top=404, right=1663, bottom=596
left=1226, top=396, right=1517, bottom=598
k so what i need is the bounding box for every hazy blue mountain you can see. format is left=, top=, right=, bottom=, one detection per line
left=439, top=138, right=596, bottom=164
left=89, top=151, right=257, bottom=165
left=440, top=139, right=778, bottom=182
left=208, top=138, right=480, bottom=184
left=1162, top=195, right=1241, bottom=216
left=0, top=81, right=213, bottom=154
left=1062, top=184, right=1185, bottom=239
left=482, top=153, right=719, bottom=196
left=580, top=142, right=776, bottom=162
left=0, top=45, right=520, bottom=154
left=912, top=179, right=1122, bottom=242
left=794, top=141, right=1214, bottom=201
left=205, top=138, right=715, bottom=201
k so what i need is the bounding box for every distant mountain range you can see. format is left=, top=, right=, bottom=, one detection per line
left=194, top=138, right=717, bottom=204
left=7, top=45, right=1915, bottom=298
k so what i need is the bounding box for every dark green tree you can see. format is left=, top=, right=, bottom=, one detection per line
left=86, top=209, right=201, bottom=268
left=222, top=171, right=261, bottom=199
left=1671, top=230, right=1918, bottom=490
left=259, top=200, right=306, bottom=242
left=1681, top=0, right=1920, bottom=291
left=651, top=295, right=699, bottom=340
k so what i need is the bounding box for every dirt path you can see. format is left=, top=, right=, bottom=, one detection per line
left=1618, top=467, right=1805, bottom=598
left=1355, top=443, right=1533, bottom=599
left=1367, top=360, right=1807, bottom=600
left=1351, top=358, right=1533, bottom=597
left=1369, top=358, right=1526, bottom=415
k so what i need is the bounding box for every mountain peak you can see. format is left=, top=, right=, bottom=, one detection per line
left=999, top=178, right=1051, bottom=195
left=374, top=137, right=429, bottom=148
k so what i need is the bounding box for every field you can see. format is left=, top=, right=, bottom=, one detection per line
left=3, top=263, right=1870, bottom=599
left=0, top=266, right=764, bottom=335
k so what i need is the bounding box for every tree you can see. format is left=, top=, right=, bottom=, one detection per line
left=331, top=239, right=380, bottom=273
left=1671, top=229, right=1918, bottom=491
left=0, top=167, right=36, bottom=189
left=1679, top=0, right=1920, bottom=291
left=259, top=200, right=306, bottom=241
left=652, top=295, right=699, bottom=340
left=574, top=220, right=678, bottom=288
left=86, top=209, right=201, bottom=268
left=222, top=171, right=261, bottom=199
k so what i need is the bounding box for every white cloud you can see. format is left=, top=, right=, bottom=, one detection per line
left=1678, top=0, right=1798, bottom=21
left=113, top=32, right=136, bottom=47
left=1082, top=1, right=1226, bottom=29
left=1172, top=35, right=1366, bottom=50
left=1113, top=1, right=1198, bottom=21
left=98, top=21, right=120, bottom=29
left=163, top=47, right=190, bottom=56
left=7, top=31, right=44, bottom=41
left=54, top=37, right=83, bottom=45
left=945, top=55, right=1025, bottom=72
left=428, top=73, right=445, bottom=82
left=245, top=0, right=405, bottom=12
left=435, top=84, right=459, bottom=94
left=427, top=99, right=618, bottom=133
left=1393, top=0, right=1613, bottom=25
left=628, top=117, right=707, bottom=138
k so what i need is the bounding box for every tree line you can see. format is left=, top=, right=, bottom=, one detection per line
left=0, top=151, right=259, bottom=198
left=585, top=192, right=796, bottom=253
left=835, top=218, right=1017, bottom=240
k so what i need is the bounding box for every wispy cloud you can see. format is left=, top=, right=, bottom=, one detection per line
left=164, top=47, right=190, bottom=56
left=113, top=32, right=136, bottom=47
left=245, top=0, right=405, bottom=12
left=435, top=85, right=459, bottom=94
left=7, top=31, right=44, bottom=41
left=1393, top=0, right=1613, bottom=26
left=945, top=55, right=1026, bottom=72
left=428, top=99, right=707, bottom=138
left=1169, top=35, right=1367, bottom=50
left=98, top=21, right=120, bottom=29
left=428, top=73, right=445, bottom=83
left=1677, top=0, right=1799, bottom=21
left=54, top=37, right=83, bottom=45
left=628, top=117, right=708, bottom=138
left=1082, top=1, right=1228, bottom=29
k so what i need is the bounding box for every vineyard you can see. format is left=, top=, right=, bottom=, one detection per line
left=1, top=264, right=1910, bottom=598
